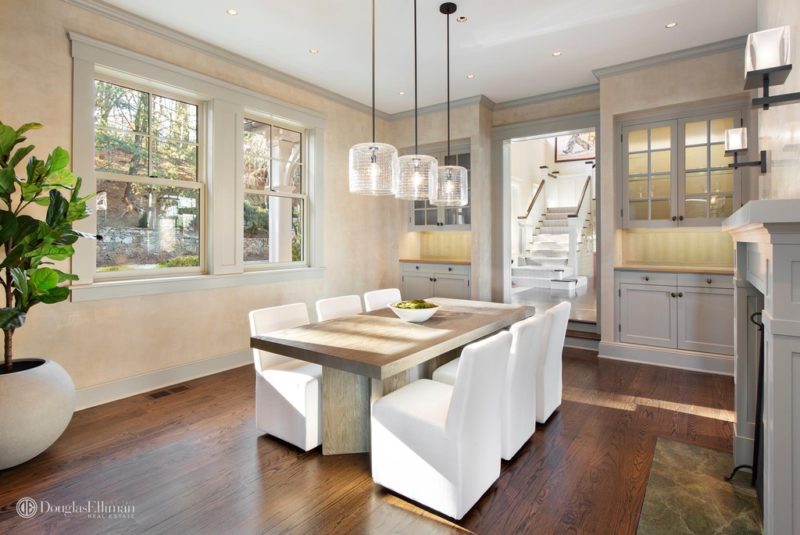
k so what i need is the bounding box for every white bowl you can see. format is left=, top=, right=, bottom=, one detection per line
left=389, top=302, right=439, bottom=323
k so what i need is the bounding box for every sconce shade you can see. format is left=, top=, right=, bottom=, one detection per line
left=724, top=127, right=748, bottom=152
left=349, top=142, right=400, bottom=195
left=397, top=154, right=437, bottom=200
left=746, top=26, right=791, bottom=74
left=430, top=165, right=468, bottom=206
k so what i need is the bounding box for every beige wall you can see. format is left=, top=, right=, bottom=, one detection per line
left=0, top=0, right=405, bottom=391
left=757, top=0, right=800, bottom=199
left=493, top=91, right=600, bottom=127
left=598, top=47, right=751, bottom=342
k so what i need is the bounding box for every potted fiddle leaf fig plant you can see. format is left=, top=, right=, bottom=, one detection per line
left=0, top=121, right=96, bottom=470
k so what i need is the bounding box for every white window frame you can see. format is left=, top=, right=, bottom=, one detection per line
left=241, top=113, right=309, bottom=270
left=93, top=75, right=207, bottom=280
left=69, top=33, right=326, bottom=301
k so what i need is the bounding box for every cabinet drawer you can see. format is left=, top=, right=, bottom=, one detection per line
left=677, top=273, right=733, bottom=289
left=618, top=271, right=678, bottom=286
left=401, top=263, right=470, bottom=276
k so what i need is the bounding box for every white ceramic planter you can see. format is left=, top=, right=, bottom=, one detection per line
left=0, top=359, right=75, bottom=470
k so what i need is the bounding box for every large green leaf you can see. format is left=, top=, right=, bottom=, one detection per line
left=10, top=267, right=29, bottom=307
left=25, top=244, right=74, bottom=262
left=0, top=125, right=17, bottom=161
left=45, top=167, right=77, bottom=189
left=45, top=189, right=68, bottom=226
left=15, top=123, right=42, bottom=135
left=25, top=156, right=45, bottom=184
left=0, top=210, right=18, bottom=243
left=46, top=146, right=70, bottom=173
left=20, top=181, right=42, bottom=201
left=30, top=267, right=59, bottom=291
left=39, top=286, right=69, bottom=304
left=0, top=166, right=15, bottom=201
left=9, top=145, right=34, bottom=169
left=0, top=308, right=26, bottom=330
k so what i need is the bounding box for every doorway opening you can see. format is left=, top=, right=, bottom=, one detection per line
left=508, top=128, right=597, bottom=324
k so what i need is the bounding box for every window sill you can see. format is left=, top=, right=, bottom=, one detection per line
left=71, top=266, right=326, bottom=302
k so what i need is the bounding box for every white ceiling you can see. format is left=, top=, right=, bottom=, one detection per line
left=104, top=0, right=757, bottom=114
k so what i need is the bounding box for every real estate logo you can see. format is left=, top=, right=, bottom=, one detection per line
left=16, top=497, right=38, bottom=519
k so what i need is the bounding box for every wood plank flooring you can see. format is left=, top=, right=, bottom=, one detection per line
left=0, top=349, right=734, bottom=534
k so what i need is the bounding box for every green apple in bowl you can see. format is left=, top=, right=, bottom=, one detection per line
left=389, top=300, right=440, bottom=322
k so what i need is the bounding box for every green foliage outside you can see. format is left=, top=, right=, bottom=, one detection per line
left=156, top=255, right=199, bottom=268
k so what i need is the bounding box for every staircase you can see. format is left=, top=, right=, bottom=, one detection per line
left=513, top=175, right=593, bottom=291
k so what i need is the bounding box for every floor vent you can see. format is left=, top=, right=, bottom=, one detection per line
left=169, top=385, right=189, bottom=394
left=148, top=390, right=171, bottom=399
left=147, top=384, right=190, bottom=399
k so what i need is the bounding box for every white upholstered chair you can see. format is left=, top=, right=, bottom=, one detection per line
left=537, top=301, right=571, bottom=424
left=315, top=295, right=363, bottom=321
left=249, top=303, right=322, bottom=451
left=371, top=331, right=512, bottom=520
left=363, top=288, right=401, bottom=312
left=432, top=314, right=549, bottom=460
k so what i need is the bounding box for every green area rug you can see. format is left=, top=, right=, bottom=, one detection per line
left=637, top=439, right=762, bottom=535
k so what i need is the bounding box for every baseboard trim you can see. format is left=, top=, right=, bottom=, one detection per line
left=734, top=430, right=755, bottom=467
left=75, top=349, right=252, bottom=410
left=598, top=341, right=733, bottom=376
left=565, top=336, right=599, bottom=351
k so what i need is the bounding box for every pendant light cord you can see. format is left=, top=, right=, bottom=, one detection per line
left=372, top=0, right=376, bottom=143
left=446, top=8, right=451, bottom=157
left=414, top=0, right=418, bottom=154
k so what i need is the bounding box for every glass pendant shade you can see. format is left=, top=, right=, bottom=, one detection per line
left=397, top=154, right=437, bottom=200
left=349, top=142, right=399, bottom=195
left=430, top=164, right=468, bottom=206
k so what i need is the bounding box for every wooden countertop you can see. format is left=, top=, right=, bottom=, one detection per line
left=615, top=264, right=734, bottom=275
left=399, top=258, right=471, bottom=265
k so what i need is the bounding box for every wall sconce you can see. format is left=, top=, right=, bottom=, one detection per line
left=724, top=127, right=767, bottom=172
left=744, top=26, right=800, bottom=110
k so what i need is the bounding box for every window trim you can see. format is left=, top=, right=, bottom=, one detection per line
left=69, top=32, right=326, bottom=300
left=93, top=76, right=207, bottom=280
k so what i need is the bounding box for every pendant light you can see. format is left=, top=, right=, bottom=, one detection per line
left=396, top=0, right=438, bottom=201
left=430, top=2, right=468, bottom=207
left=349, top=0, right=399, bottom=195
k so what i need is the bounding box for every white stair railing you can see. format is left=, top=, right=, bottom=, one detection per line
left=566, top=175, right=592, bottom=277
left=517, top=178, right=546, bottom=265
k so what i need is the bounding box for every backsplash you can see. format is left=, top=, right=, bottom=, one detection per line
left=410, top=231, right=472, bottom=260
left=621, top=229, right=734, bottom=267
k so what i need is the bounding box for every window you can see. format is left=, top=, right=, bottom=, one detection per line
left=94, top=79, right=203, bottom=274
left=620, top=106, right=743, bottom=228
left=242, top=118, right=305, bottom=265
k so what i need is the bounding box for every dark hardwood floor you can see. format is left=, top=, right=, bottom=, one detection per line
left=0, top=349, right=734, bottom=534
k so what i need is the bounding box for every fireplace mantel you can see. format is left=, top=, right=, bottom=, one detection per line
left=723, top=199, right=800, bottom=535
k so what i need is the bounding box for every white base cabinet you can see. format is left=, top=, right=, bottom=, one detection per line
left=616, top=270, right=734, bottom=356
left=400, top=262, right=471, bottom=300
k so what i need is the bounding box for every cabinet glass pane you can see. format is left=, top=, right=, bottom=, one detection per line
left=414, top=210, right=425, bottom=226
left=651, top=150, right=671, bottom=173
left=709, top=195, right=734, bottom=218
left=651, top=175, right=671, bottom=197
left=628, top=179, right=648, bottom=200
left=710, top=170, right=734, bottom=193
left=629, top=200, right=648, bottom=220
left=709, top=144, right=732, bottom=168
left=628, top=152, right=648, bottom=175
left=685, top=146, right=707, bottom=170
left=685, top=197, right=708, bottom=218
left=651, top=127, right=671, bottom=150
left=425, top=209, right=438, bottom=225
left=685, top=121, right=707, bottom=146
left=710, top=117, right=734, bottom=143
left=685, top=172, right=708, bottom=194
left=651, top=200, right=671, bottom=219
left=628, top=130, right=648, bottom=152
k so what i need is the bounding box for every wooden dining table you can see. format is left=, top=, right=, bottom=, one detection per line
left=249, top=297, right=534, bottom=455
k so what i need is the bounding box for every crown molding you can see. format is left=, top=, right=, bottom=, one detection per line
left=63, top=0, right=390, bottom=119
left=592, top=36, right=747, bottom=79
left=494, top=84, right=599, bottom=111
left=386, top=95, right=496, bottom=121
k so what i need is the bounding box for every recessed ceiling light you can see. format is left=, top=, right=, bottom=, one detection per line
left=399, top=91, right=406, bottom=95
left=457, top=16, right=467, bottom=23
left=466, top=73, right=476, bottom=79
left=308, top=48, right=319, bottom=54
left=552, top=51, right=562, bottom=57
left=226, top=8, right=238, bottom=16
left=665, top=21, right=678, bottom=28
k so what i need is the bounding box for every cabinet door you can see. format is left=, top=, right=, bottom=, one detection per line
left=619, top=284, right=677, bottom=348
left=401, top=273, right=435, bottom=300
left=677, top=286, right=734, bottom=355
left=433, top=273, right=470, bottom=299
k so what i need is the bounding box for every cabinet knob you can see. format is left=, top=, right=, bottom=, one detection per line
left=415, top=266, right=419, bottom=270
left=706, top=278, right=713, bottom=284
left=678, top=292, right=684, bottom=298
left=671, top=292, right=677, bottom=298
left=644, top=276, right=650, bottom=281
left=672, top=216, right=677, bottom=221
left=448, top=267, right=453, bottom=272
left=678, top=215, right=684, bottom=221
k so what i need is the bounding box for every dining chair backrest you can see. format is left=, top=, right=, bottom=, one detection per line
left=446, top=331, right=512, bottom=443
left=249, top=303, right=310, bottom=371
left=507, top=314, right=548, bottom=410
left=363, top=288, right=401, bottom=312
left=315, top=295, right=364, bottom=322
left=543, top=301, right=571, bottom=400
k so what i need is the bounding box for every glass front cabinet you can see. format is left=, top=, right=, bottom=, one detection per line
left=620, top=107, right=745, bottom=228
left=406, top=144, right=471, bottom=231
